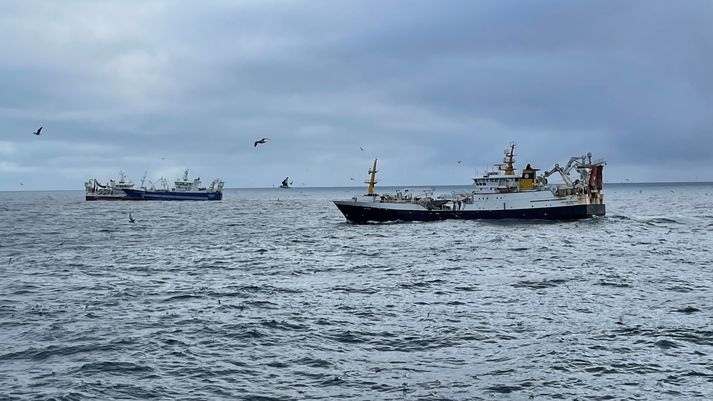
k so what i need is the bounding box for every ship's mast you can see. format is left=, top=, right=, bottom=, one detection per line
left=366, top=159, right=378, bottom=196
left=503, top=143, right=515, bottom=175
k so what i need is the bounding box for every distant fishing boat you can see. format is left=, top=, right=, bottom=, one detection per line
left=334, top=144, right=606, bottom=223
left=279, top=177, right=292, bottom=189
left=85, top=171, right=134, bottom=201
left=122, top=170, right=224, bottom=201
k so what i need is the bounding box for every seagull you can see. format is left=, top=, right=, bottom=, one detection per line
left=350, top=177, right=354, bottom=181
left=457, top=160, right=462, bottom=164
left=128, top=212, right=135, bottom=223
left=33, top=126, right=43, bottom=136
left=254, top=138, right=269, bottom=147
left=360, top=147, right=365, bottom=151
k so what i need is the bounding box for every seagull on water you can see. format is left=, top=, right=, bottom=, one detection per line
left=129, top=212, right=135, bottom=223
left=254, top=137, right=269, bottom=147
left=33, top=126, right=43, bottom=136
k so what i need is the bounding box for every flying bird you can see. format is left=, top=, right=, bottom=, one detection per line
left=457, top=160, right=462, bottom=164
left=360, top=147, right=365, bottom=151
left=254, top=138, right=269, bottom=147
left=33, top=126, right=43, bottom=136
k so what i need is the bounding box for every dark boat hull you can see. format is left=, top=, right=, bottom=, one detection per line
left=334, top=201, right=605, bottom=223
left=85, top=195, right=127, bottom=201
left=122, top=189, right=222, bottom=201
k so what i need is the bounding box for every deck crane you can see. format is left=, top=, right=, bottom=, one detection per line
left=539, top=153, right=606, bottom=188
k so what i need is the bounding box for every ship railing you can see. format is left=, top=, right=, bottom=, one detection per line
left=450, top=192, right=474, bottom=204
left=208, top=179, right=224, bottom=192
left=400, top=187, right=434, bottom=196
left=551, top=184, right=587, bottom=197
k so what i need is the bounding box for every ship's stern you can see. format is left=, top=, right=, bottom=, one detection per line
left=587, top=203, right=606, bottom=217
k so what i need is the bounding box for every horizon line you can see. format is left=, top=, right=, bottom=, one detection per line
left=2, top=180, right=713, bottom=192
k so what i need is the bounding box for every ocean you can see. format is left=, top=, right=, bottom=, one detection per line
left=1, top=183, right=712, bottom=400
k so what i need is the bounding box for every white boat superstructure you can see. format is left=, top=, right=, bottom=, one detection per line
left=168, top=169, right=224, bottom=193
left=85, top=171, right=135, bottom=201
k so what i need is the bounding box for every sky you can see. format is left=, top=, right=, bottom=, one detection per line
left=1, top=0, right=712, bottom=190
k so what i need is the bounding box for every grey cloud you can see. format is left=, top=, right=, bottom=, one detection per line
left=1, top=0, right=712, bottom=190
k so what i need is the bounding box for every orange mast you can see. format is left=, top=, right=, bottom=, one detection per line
left=366, top=159, right=378, bottom=196
left=503, top=143, right=516, bottom=175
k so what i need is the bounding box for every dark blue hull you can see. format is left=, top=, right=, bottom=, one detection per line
left=122, top=189, right=222, bottom=201
left=334, top=202, right=605, bottom=223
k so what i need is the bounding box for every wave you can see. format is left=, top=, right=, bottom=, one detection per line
left=512, top=279, right=568, bottom=289
left=72, top=361, right=154, bottom=375
left=1, top=342, right=124, bottom=361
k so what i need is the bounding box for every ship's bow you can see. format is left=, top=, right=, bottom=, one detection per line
left=334, top=200, right=389, bottom=223
left=334, top=200, right=362, bottom=223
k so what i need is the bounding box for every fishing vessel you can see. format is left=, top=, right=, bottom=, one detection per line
left=334, top=144, right=605, bottom=223
left=85, top=172, right=135, bottom=201
left=122, top=170, right=224, bottom=201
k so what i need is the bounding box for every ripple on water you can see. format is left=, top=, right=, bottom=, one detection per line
left=1, top=186, right=713, bottom=400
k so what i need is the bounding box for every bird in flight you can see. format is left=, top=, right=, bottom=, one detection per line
left=254, top=138, right=269, bottom=147
left=33, top=126, right=43, bottom=136
left=457, top=160, right=462, bottom=164
left=360, top=147, right=365, bottom=151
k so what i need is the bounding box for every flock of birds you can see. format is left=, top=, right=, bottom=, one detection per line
left=31, top=127, right=375, bottom=184
left=34, top=126, right=270, bottom=148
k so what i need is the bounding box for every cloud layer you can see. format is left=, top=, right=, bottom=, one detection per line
left=1, top=0, right=712, bottom=190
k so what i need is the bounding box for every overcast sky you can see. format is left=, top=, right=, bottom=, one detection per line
left=1, top=0, right=712, bottom=190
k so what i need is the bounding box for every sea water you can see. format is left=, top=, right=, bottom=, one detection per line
left=1, top=183, right=712, bottom=400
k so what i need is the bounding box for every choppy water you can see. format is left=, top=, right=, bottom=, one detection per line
left=1, top=183, right=713, bottom=400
